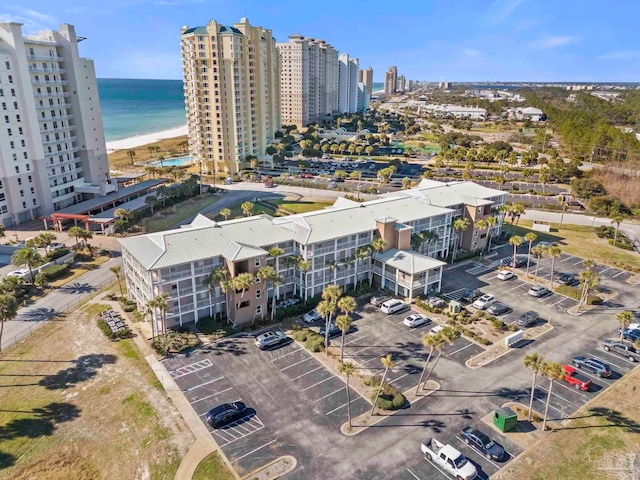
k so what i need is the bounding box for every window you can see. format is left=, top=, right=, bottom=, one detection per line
left=254, top=276, right=261, bottom=284
left=254, top=258, right=261, bottom=267
left=256, top=289, right=261, bottom=299
left=238, top=300, right=250, bottom=309
left=255, top=304, right=262, bottom=315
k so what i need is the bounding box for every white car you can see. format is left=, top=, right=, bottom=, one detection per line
left=472, top=294, right=496, bottom=310
left=254, top=331, right=287, bottom=350
left=49, top=242, right=66, bottom=250
left=7, top=269, right=29, bottom=278
left=497, top=270, right=515, bottom=281
left=380, top=299, right=408, bottom=314
left=403, top=314, right=430, bottom=328
left=429, top=325, right=444, bottom=336
left=302, top=308, right=322, bottom=324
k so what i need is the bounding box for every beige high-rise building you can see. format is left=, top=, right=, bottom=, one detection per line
left=384, top=66, right=397, bottom=94
left=397, top=74, right=406, bottom=93
left=277, top=35, right=338, bottom=129
left=181, top=18, right=280, bottom=175
left=358, top=67, right=373, bottom=96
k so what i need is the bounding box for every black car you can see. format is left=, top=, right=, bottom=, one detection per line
left=572, top=356, right=611, bottom=377
left=500, top=256, right=528, bottom=268
left=487, top=302, right=509, bottom=316
left=205, top=402, right=246, bottom=428
left=517, top=311, right=539, bottom=328
left=558, top=273, right=577, bottom=285
left=460, top=288, right=482, bottom=303
left=459, top=426, right=506, bottom=461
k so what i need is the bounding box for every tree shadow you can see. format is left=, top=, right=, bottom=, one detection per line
left=556, top=407, right=640, bottom=433
left=0, top=451, right=15, bottom=469
left=38, top=354, right=117, bottom=390
left=18, top=307, right=60, bottom=322
left=58, top=282, right=97, bottom=294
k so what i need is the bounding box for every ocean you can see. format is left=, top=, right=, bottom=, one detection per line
left=97, top=78, right=387, bottom=142
left=97, top=78, right=186, bottom=142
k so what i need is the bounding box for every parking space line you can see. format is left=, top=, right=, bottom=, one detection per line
left=550, top=298, right=568, bottom=307
left=289, top=365, right=323, bottom=381
left=448, top=343, right=475, bottom=356
left=532, top=394, right=566, bottom=418
left=325, top=402, right=348, bottom=415
left=343, top=334, right=370, bottom=346
left=271, top=348, right=303, bottom=362
left=455, top=437, right=502, bottom=470
left=406, top=468, right=422, bottom=480
left=279, top=356, right=313, bottom=371
left=231, top=439, right=277, bottom=463
left=573, top=259, right=585, bottom=265
left=301, top=375, right=335, bottom=391
left=509, top=282, right=527, bottom=291
left=313, top=387, right=344, bottom=403
left=599, top=267, right=612, bottom=274
left=589, top=351, right=633, bottom=370
left=423, top=456, right=456, bottom=479
left=544, top=382, right=589, bottom=404
left=348, top=345, right=377, bottom=357
left=572, top=369, right=613, bottom=385
left=182, top=376, right=225, bottom=392
left=189, top=388, right=233, bottom=405
left=388, top=370, right=414, bottom=385
left=559, top=255, right=574, bottom=263
left=612, top=271, right=626, bottom=279
left=170, top=359, right=213, bottom=379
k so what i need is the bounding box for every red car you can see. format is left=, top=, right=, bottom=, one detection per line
left=562, top=365, right=592, bottom=391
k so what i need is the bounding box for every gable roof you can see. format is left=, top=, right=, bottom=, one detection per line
left=377, top=248, right=446, bottom=274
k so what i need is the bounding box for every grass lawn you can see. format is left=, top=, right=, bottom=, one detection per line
left=192, top=452, right=236, bottom=480
left=0, top=300, right=193, bottom=479
left=494, top=364, right=640, bottom=480
left=141, top=195, right=220, bottom=232
left=107, top=135, right=189, bottom=170
left=265, top=199, right=333, bottom=214
left=505, top=220, right=640, bottom=268
left=208, top=202, right=276, bottom=221
left=50, top=255, right=112, bottom=288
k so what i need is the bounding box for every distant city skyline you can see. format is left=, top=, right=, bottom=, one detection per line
left=6, top=0, right=640, bottom=82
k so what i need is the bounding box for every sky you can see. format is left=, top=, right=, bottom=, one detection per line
left=5, top=0, right=640, bottom=82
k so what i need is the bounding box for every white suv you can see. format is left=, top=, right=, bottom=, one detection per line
left=380, top=299, right=407, bottom=314
left=472, top=294, right=496, bottom=310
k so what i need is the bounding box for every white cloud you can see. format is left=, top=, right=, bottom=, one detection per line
left=597, top=50, right=640, bottom=60
left=462, top=48, right=482, bottom=58
left=0, top=7, right=58, bottom=33
left=485, top=0, right=523, bottom=25
left=530, top=35, right=581, bottom=50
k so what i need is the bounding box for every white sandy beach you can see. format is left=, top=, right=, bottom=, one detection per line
left=106, top=124, right=188, bottom=152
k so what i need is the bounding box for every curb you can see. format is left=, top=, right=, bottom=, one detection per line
left=241, top=455, right=297, bottom=480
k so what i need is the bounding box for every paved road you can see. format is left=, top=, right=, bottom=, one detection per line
left=1, top=256, right=122, bottom=351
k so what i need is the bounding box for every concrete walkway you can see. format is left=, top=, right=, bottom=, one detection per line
left=92, top=295, right=239, bottom=480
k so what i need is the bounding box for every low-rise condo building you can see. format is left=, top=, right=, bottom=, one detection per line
left=120, top=180, right=506, bottom=331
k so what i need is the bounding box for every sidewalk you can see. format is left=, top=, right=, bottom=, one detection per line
left=92, top=294, right=240, bottom=480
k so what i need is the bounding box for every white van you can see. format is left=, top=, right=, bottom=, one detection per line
left=380, top=299, right=407, bottom=314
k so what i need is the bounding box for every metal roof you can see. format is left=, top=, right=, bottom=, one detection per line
left=377, top=248, right=446, bottom=274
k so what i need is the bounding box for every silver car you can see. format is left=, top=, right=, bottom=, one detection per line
left=254, top=331, right=287, bottom=350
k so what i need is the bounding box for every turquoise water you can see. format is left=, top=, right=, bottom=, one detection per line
left=151, top=156, right=193, bottom=167
left=97, top=78, right=186, bottom=142
left=372, top=82, right=384, bottom=93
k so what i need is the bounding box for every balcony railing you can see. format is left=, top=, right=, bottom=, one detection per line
left=33, top=91, right=69, bottom=98
left=160, top=270, right=193, bottom=282
left=28, top=55, right=64, bottom=61
left=42, top=135, right=75, bottom=145
left=31, top=80, right=69, bottom=87
left=38, top=114, right=73, bottom=122
left=29, top=67, right=66, bottom=74
left=37, top=103, right=70, bottom=111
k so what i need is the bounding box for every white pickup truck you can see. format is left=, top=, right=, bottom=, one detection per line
left=421, top=436, right=477, bottom=480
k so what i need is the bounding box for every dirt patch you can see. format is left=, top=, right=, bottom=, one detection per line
left=0, top=299, right=193, bottom=479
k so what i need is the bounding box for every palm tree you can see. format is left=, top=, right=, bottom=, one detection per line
left=220, top=208, right=231, bottom=221
left=297, top=259, right=312, bottom=301
left=338, top=361, right=356, bottom=427
left=577, top=268, right=599, bottom=312
left=147, top=145, right=155, bottom=159
left=540, top=361, right=564, bottom=431
left=524, top=233, right=537, bottom=277
left=316, top=300, right=335, bottom=352
left=67, top=226, right=83, bottom=247
left=422, top=326, right=457, bottom=391
left=145, top=298, right=158, bottom=340
left=267, top=246, right=285, bottom=296
left=241, top=201, right=254, bottom=217
left=35, top=232, right=57, bottom=253
left=110, top=266, right=124, bottom=296
left=338, top=296, right=356, bottom=319
left=616, top=311, right=633, bottom=340
left=325, top=260, right=338, bottom=286
left=547, top=246, right=562, bottom=290
left=415, top=333, right=439, bottom=395
left=153, top=293, right=170, bottom=340
left=11, top=247, right=42, bottom=283
left=523, top=352, right=545, bottom=422
left=370, top=354, right=394, bottom=416
left=451, top=218, right=470, bottom=262
left=0, top=294, right=18, bottom=354
left=354, top=246, right=370, bottom=289
left=609, top=211, right=625, bottom=262
left=145, top=195, right=159, bottom=214
left=509, top=235, right=523, bottom=267
left=539, top=166, right=550, bottom=193
left=484, top=216, right=498, bottom=253
left=336, top=314, right=352, bottom=362
left=203, top=267, right=226, bottom=321
left=232, top=272, right=254, bottom=310
left=126, top=150, right=136, bottom=165
left=531, top=245, right=545, bottom=281
left=369, top=238, right=387, bottom=285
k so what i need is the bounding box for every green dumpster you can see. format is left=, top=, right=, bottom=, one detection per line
left=493, top=407, right=517, bottom=433
left=449, top=300, right=462, bottom=315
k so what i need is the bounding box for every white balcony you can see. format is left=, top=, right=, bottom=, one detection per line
left=28, top=55, right=64, bottom=61
left=38, top=114, right=73, bottom=122
left=31, top=80, right=69, bottom=87
left=29, top=67, right=66, bottom=74
left=33, top=91, right=69, bottom=98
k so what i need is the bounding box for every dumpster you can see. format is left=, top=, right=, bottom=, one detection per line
left=449, top=300, right=462, bottom=315
left=493, top=407, right=518, bottom=432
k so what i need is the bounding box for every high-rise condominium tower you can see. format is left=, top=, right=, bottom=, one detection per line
left=0, top=23, right=109, bottom=225
left=181, top=18, right=280, bottom=175
left=397, top=75, right=406, bottom=93
left=384, top=66, right=397, bottom=94
left=338, top=53, right=359, bottom=114
left=358, top=67, right=373, bottom=96
left=277, top=34, right=338, bottom=129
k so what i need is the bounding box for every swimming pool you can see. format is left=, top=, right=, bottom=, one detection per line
left=151, top=156, right=193, bottom=167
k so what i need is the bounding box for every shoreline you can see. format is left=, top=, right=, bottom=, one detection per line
left=106, top=125, right=188, bottom=153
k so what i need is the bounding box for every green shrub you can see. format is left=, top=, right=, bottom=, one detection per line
left=371, top=383, right=406, bottom=411
left=305, top=332, right=325, bottom=352
left=41, top=264, right=69, bottom=280
left=97, top=317, right=114, bottom=339
left=292, top=329, right=310, bottom=342
left=555, top=285, right=601, bottom=304
left=608, top=238, right=635, bottom=251
left=197, top=315, right=233, bottom=337
left=122, top=304, right=137, bottom=313
left=44, top=247, right=71, bottom=262
left=364, top=375, right=381, bottom=387
left=490, top=318, right=508, bottom=331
